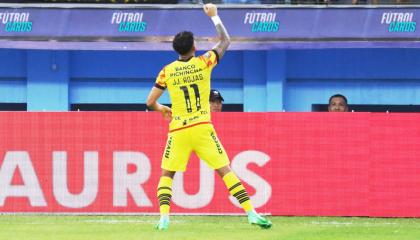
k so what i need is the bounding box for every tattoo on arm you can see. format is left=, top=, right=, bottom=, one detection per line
left=213, top=23, right=230, bottom=59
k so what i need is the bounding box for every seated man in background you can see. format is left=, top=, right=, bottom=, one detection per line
left=210, top=89, right=224, bottom=112
left=328, top=94, right=349, bottom=112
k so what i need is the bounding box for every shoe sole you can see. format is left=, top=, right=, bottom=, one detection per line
left=155, top=223, right=169, bottom=230
left=250, top=221, right=272, bottom=229
left=156, top=227, right=168, bottom=230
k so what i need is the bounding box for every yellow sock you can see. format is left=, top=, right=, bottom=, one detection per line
left=222, top=171, right=253, bottom=212
left=157, top=176, right=173, bottom=215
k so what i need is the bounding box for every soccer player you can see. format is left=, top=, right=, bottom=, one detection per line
left=146, top=3, right=272, bottom=231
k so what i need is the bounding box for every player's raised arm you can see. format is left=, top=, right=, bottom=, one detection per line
left=204, top=3, right=230, bottom=59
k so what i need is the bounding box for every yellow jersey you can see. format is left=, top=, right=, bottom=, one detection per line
left=155, top=50, right=219, bottom=131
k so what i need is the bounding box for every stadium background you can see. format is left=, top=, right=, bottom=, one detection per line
left=1, top=1, right=420, bottom=219
left=2, top=48, right=420, bottom=112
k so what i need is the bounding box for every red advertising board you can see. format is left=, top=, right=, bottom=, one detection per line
left=0, top=112, right=419, bottom=217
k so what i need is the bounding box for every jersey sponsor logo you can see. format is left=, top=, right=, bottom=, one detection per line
left=381, top=12, right=416, bottom=33
left=170, top=64, right=203, bottom=80
left=111, top=12, right=147, bottom=32
left=244, top=12, right=279, bottom=33
left=210, top=132, right=223, bottom=154
left=170, top=64, right=204, bottom=87
left=0, top=12, right=32, bottom=32
left=164, top=136, right=173, bottom=159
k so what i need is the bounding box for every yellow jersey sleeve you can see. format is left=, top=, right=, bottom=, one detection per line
left=155, top=67, right=167, bottom=89
left=198, top=50, right=219, bottom=69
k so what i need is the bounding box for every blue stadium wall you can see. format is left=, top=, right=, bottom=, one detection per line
left=1, top=48, right=420, bottom=112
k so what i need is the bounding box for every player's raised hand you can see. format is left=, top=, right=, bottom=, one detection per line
left=203, top=3, right=217, bottom=17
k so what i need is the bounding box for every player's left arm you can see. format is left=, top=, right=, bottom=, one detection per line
left=146, top=87, right=172, bottom=121
left=204, top=3, right=230, bottom=60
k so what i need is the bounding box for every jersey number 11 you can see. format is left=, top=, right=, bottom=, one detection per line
left=179, top=83, right=201, bottom=113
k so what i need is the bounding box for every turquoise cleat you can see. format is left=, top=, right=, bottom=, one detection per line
left=247, top=211, right=272, bottom=229
left=155, top=217, right=169, bottom=230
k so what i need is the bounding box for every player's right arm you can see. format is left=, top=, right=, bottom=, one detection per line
left=146, top=87, right=172, bottom=121
left=146, top=68, right=172, bottom=121
left=204, top=3, right=230, bottom=60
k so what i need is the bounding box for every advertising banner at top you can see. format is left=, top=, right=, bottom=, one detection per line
left=0, top=5, right=418, bottom=50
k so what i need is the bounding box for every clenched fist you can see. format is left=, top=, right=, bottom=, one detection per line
left=203, top=3, right=217, bottom=17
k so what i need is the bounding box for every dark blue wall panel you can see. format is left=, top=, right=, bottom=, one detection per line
left=0, top=48, right=419, bottom=111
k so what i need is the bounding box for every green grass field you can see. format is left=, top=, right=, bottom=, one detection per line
left=0, top=215, right=419, bottom=240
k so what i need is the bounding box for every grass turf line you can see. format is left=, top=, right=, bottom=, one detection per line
left=0, top=215, right=419, bottom=240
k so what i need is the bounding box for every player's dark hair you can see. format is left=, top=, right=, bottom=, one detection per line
left=329, top=94, right=348, bottom=105
left=172, top=31, right=194, bottom=56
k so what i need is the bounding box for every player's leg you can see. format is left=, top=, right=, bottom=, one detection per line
left=193, top=124, right=252, bottom=211
left=156, top=169, right=175, bottom=230
left=156, top=131, right=192, bottom=230
left=216, top=165, right=272, bottom=229
left=194, top=124, right=272, bottom=229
